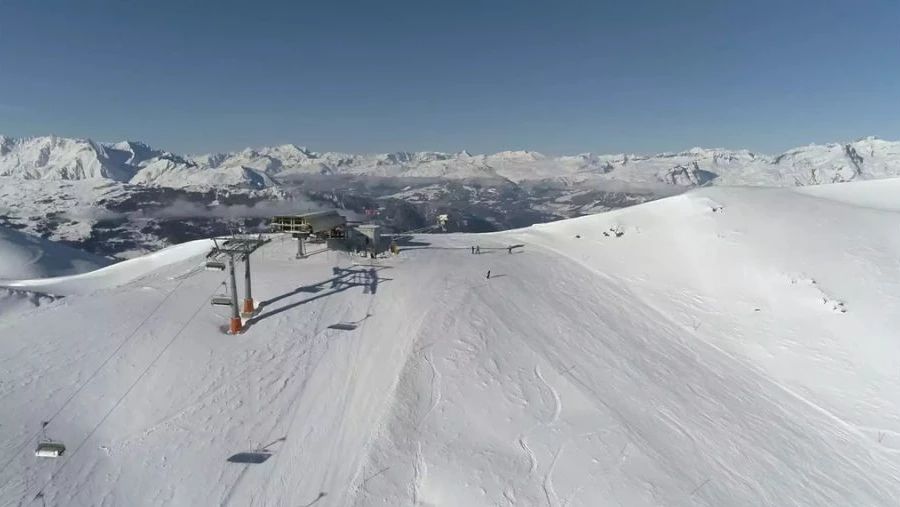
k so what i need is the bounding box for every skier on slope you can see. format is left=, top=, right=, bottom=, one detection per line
left=486, top=270, right=491, bottom=279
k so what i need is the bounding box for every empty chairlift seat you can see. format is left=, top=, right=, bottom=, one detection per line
left=35, top=442, right=66, bottom=458
left=211, top=296, right=233, bottom=306
left=205, top=261, right=226, bottom=271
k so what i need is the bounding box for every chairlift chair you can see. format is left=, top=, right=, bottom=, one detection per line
left=205, top=260, right=226, bottom=271
left=211, top=296, right=232, bottom=306
left=34, top=422, right=65, bottom=458
left=35, top=442, right=66, bottom=458
left=211, top=279, right=232, bottom=306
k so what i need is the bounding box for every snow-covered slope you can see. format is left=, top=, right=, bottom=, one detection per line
left=1, top=239, right=213, bottom=296
left=2, top=179, right=900, bottom=505
left=0, top=225, right=108, bottom=280
left=0, top=225, right=110, bottom=317
left=3, top=134, right=900, bottom=189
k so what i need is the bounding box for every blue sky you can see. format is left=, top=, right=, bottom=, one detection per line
left=0, top=0, right=898, bottom=155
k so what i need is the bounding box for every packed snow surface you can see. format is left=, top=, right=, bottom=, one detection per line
left=1, top=180, right=900, bottom=505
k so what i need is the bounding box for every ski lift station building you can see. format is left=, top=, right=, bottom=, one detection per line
left=333, top=224, right=385, bottom=256
left=270, top=211, right=387, bottom=256
left=270, top=211, right=347, bottom=239
left=353, top=224, right=382, bottom=251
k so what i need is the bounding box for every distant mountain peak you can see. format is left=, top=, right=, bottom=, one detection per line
left=2, top=133, right=900, bottom=189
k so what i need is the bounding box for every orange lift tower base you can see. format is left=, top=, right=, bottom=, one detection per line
left=241, top=254, right=255, bottom=318
left=227, top=254, right=242, bottom=334
left=208, top=235, right=270, bottom=334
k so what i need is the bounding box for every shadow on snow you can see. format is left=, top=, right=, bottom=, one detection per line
left=242, top=267, right=391, bottom=331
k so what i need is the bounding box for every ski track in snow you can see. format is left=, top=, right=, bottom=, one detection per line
left=413, top=442, right=427, bottom=506
left=542, top=444, right=563, bottom=507
left=535, top=365, right=562, bottom=425
left=249, top=300, right=336, bottom=505
left=513, top=365, right=563, bottom=500
left=421, top=350, right=442, bottom=427
left=518, top=437, right=537, bottom=475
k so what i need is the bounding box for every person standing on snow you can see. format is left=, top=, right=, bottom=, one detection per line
left=486, top=270, right=491, bottom=279
left=476, top=245, right=481, bottom=254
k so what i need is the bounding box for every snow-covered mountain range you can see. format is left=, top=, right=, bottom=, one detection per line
left=3, top=133, right=900, bottom=260
left=3, top=134, right=900, bottom=188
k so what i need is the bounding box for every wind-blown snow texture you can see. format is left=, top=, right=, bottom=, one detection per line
left=2, top=134, right=900, bottom=188
left=1, top=179, right=899, bottom=505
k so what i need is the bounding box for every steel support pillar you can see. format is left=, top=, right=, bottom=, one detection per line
left=228, top=255, right=241, bottom=334
left=242, top=255, right=254, bottom=316
left=296, top=235, right=305, bottom=258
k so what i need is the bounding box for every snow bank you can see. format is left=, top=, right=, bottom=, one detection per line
left=795, top=176, right=900, bottom=211
left=1, top=239, right=213, bottom=295
left=0, top=226, right=108, bottom=279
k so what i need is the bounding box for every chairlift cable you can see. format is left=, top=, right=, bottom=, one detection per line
left=29, top=278, right=220, bottom=501
left=0, top=275, right=190, bottom=479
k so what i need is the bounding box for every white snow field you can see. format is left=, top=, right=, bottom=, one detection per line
left=2, top=180, right=900, bottom=506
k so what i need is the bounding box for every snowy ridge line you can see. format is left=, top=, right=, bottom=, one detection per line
left=28, top=275, right=221, bottom=502
left=0, top=225, right=109, bottom=280
left=0, top=275, right=189, bottom=482
left=3, top=134, right=900, bottom=188
left=0, top=239, right=214, bottom=296
left=791, top=180, right=900, bottom=214
left=0, top=287, right=61, bottom=325
left=791, top=176, right=900, bottom=212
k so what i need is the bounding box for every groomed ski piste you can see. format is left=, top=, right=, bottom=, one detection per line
left=2, top=180, right=900, bottom=506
